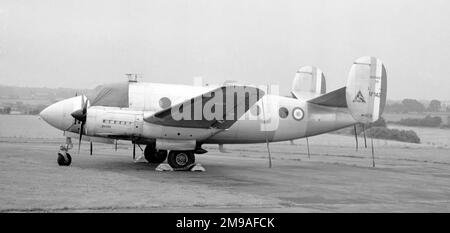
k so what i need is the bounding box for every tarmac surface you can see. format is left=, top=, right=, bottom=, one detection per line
left=1, top=134, right=449, bottom=213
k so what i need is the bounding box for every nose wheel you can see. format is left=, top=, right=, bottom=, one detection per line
left=57, top=152, right=72, bottom=166
left=57, top=137, right=73, bottom=166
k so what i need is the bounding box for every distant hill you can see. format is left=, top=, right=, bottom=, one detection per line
left=0, top=85, right=92, bottom=114
left=0, top=85, right=91, bottom=103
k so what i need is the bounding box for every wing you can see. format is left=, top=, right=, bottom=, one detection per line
left=144, top=85, right=265, bottom=129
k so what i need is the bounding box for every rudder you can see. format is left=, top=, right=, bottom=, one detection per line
left=346, top=56, right=387, bottom=123
left=291, top=66, right=326, bottom=100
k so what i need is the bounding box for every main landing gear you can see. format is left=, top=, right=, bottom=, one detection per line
left=144, top=145, right=168, bottom=164
left=144, top=144, right=196, bottom=170
left=167, top=151, right=195, bottom=169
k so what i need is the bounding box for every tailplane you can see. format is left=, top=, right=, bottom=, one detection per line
left=291, top=66, right=326, bottom=100
left=307, top=56, right=387, bottom=123
left=345, top=56, right=387, bottom=123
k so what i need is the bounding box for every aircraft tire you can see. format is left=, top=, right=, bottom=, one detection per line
left=57, top=152, right=72, bottom=166
left=144, top=145, right=167, bottom=163
left=167, top=151, right=195, bottom=169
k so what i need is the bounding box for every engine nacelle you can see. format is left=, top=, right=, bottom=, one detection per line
left=85, top=107, right=144, bottom=138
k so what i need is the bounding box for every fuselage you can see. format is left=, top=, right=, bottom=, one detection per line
left=40, top=82, right=357, bottom=146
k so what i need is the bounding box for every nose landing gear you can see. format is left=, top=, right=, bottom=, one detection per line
left=57, top=137, right=73, bottom=166
left=57, top=151, right=72, bottom=166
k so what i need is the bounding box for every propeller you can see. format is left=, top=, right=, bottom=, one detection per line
left=70, top=95, right=89, bottom=154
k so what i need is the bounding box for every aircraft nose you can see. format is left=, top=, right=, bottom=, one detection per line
left=40, top=96, right=84, bottom=130
left=39, top=105, right=54, bottom=123
left=40, top=102, right=65, bottom=130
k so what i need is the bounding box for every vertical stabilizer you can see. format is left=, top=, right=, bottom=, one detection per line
left=291, top=66, right=326, bottom=100
left=346, top=56, right=387, bottom=123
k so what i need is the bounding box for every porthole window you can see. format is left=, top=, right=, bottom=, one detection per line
left=279, top=107, right=289, bottom=119
left=159, top=97, right=172, bottom=109
left=292, top=107, right=304, bottom=121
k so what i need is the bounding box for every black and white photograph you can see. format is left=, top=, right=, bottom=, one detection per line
left=0, top=0, right=449, bottom=221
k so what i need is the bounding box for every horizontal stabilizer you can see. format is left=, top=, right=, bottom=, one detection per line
left=291, top=66, right=326, bottom=100
left=307, top=87, right=347, bottom=108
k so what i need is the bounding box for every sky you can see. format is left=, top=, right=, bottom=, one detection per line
left=0, top=0, right=449, bottom=100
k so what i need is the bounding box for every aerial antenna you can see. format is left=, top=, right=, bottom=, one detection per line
left=353, top=124, right=359, bottom=151
left=115, top=140, right=118, bottom=152
left=261, top=85, right=272, bottom=168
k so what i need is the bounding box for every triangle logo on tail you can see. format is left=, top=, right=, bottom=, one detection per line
left=353, top=91, right=366, bottom=103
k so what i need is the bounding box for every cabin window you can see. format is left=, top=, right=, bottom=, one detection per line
left=279, top=107, right=289, bottom=119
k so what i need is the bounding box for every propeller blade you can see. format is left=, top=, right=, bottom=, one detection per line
left=82, top=96, right=88, bottom=115
left=90, top=141, right=93, bottom=155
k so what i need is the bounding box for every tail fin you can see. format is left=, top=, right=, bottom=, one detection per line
left=306, top=56, right=387, bottom=123
left=291, top=66, right=326, bottom=100
left=345, top=56, right=387, bottom=123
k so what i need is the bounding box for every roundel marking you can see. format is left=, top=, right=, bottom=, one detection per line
left=292, top=107, right=304, bottom=121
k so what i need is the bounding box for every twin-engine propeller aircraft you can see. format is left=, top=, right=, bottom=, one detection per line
left=40, top=56, right=387, bottom=170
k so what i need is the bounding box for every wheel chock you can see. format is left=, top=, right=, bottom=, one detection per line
left=155, top=163, right=173, bottom=171
left=155, top=163, right=206, bottom=172
left=190, top=163, right=206, bottom=172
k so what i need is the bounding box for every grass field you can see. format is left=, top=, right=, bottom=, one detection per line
left=0, top=115, right=449, bottom=212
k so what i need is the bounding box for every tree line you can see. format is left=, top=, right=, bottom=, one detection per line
left=385, top=99, right=449, bottom=113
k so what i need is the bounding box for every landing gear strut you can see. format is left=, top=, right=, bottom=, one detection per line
left=57, top=137, right=73, bottom=166
left=144, top=145, right=168, bottom=164
left=167, top=151, right=195, bottom=169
